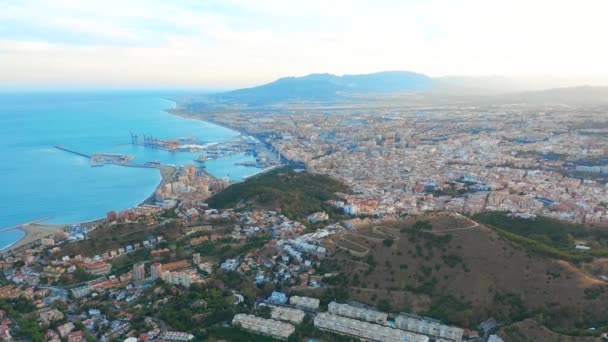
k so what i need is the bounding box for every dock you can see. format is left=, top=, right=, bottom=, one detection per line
left=54, top=145, right=158, bottom=169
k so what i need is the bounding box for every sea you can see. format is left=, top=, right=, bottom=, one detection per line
left=0, top=91, right=261, bottom=249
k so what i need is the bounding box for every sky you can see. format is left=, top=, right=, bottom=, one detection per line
left=1, top=0, right=607, bottom=89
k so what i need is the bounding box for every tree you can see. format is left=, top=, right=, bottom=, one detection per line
left=15, top=318, right=44, bottom=342
left=377, top=299, right=391, bottom=312
left=256, top=305, right=272, bottom=319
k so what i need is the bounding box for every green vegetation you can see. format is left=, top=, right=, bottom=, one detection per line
left=109, top=248, right=151, bottom=276
left=59, top=220, right=183, bottom=258
left=207, top=167, right=349, bottom=221
left=432, top=183, right=468, bottom=197
left=474, top=212, right=608, bottom=262
left=15, top=317, right=45, bottom=342
left=584, top=285, right=605, bottom=300
left=441, top=253, right=462, bottom=268
left=377, top=299, right=391, bottom=312
left=0, top=298, right=43, bottom=341
left=193, top=234, right=271, bottom=260
left=206, top=326, right=279, bottom=342
left=423, top=295, right=473, bottom=327
left=157, top=282, right=246, bottom=336
left=492, top=291, right=529, bottom=322
left=57, top=266, right=96, bottom=286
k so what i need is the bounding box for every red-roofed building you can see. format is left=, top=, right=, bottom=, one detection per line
left=67, top=330, right=84, bottom=342
left=0, top=325, right=11, bottom=341
left=83, top=261, right=111, bottom=276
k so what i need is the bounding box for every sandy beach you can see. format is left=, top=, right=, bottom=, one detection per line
left=3, top=223, right=66, bottom=252
left=140, top=165, right=177, bottom=205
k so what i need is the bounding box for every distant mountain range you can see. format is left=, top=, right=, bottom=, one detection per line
left=208, top=71, right=433, bottom=105
left=183, top=71, right=608, bottom=108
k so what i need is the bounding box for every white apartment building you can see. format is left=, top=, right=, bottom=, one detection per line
left=269, top=305, right=305, bottom=324
left=232, top=314, right=295, bottom=340
left=289, top=295, right=320, bottom=311
left=314, top=313, right=429, bottom=342
left=328, top=301, right=388, bottom=324
left=395, top=313, right=463, bottom=342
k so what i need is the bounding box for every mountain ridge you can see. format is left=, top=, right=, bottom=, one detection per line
left=209, top=70, right=433, bottom=105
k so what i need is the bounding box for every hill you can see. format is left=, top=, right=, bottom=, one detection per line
left=490, top=86, right=608, bottom=106
left=320, top=213, right=608, bottom=333
left=498, top=319, right=602, bottom=342
left=473, top=212, right=608, bottom=262
left=206, top=168, right=349, bottom=221
left=208, top=71, right=433, bottom=105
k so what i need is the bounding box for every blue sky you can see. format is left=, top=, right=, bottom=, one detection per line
left=1, top=0, right=607, bottom=89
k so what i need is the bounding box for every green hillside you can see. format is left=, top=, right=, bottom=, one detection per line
left=207, top=167, right=349, bottom=221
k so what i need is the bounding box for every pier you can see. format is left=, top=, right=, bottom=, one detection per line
left=0, top=217, right=53, bottom=232
left=54, top=145, right=91, bottom=159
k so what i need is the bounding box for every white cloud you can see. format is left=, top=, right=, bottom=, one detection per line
left=0, top=0, right=607, bottom=88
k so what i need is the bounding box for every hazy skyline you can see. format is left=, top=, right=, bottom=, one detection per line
left=1, top=0, right=607, bottom=89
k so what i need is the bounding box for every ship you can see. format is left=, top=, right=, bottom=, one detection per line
left=194, top=155, right=208, bottom=163
left=144, top=160, right=161, bottom=167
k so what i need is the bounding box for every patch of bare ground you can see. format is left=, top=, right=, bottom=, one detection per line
left=498, top=319, right=601, bottom=342
left=323, top=213, right=608, bottom=329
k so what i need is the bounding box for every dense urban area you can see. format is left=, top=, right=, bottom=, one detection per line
left=2, top=96, right=608, bottom=342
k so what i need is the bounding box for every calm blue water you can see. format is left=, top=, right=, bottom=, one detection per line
left=0, top=91, right=259, bottom=248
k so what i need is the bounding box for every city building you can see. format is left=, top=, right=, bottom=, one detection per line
left=82, top=261, right=111, bottom=276
left=289, top=295, right=320, bottom=311
left=328, top=301, right=388, bottom=324
left=67, top=330, right=84, bottom=342
left=71, top=286, right=90, bottom=299
left=58, top=322, right=75, bottom=338
left=314, top=313, right=429, bottom=342
left=38, top=308, right=64, bottom=325
left=488, top=335, right=504, bottom=342
left=193, top=253, right=201, bottom=265
left=395, top=313, right=464, bottom=342
left=161, top=269, right=196, bottom=287
left=198, top=261, right=214, bottom=274
left=150, top=262, right=162, bottom=280
left=158, top=332, right=195, bottom=341
left=306, top=211, right=329, bottom=223
left=269, top=305, right=305, bottom=324
left=267, top=291, right=288, bottom=304
left=133, top=262, right=146, bottom=284
left=232, top=314, right=295, bottom=340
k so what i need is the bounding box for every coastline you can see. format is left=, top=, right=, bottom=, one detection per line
left=166, top=105, right=290, bottom=175
left=140, top=165, right=178, bottom=205
left=167, top=107, right=252, bottom=138
left=0, top=99, right=257, bottom=252
left=1, top=223, right=66, bottom=252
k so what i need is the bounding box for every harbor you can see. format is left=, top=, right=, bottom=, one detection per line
left=0, top=94, right=266, bottom=250
left=55, top=129, right=283, bottom=177
left=54, top=145, right=156, bottom=169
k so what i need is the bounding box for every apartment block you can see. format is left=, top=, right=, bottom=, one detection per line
left=395, top=313, right=463, bottom=342
left=314, top=313, right=429, bottom=342
left=328, top=301, right=388, bottom=324
left=289, top=295, right=320, bottom=311
left=232, top=314, right=294, bottom=340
